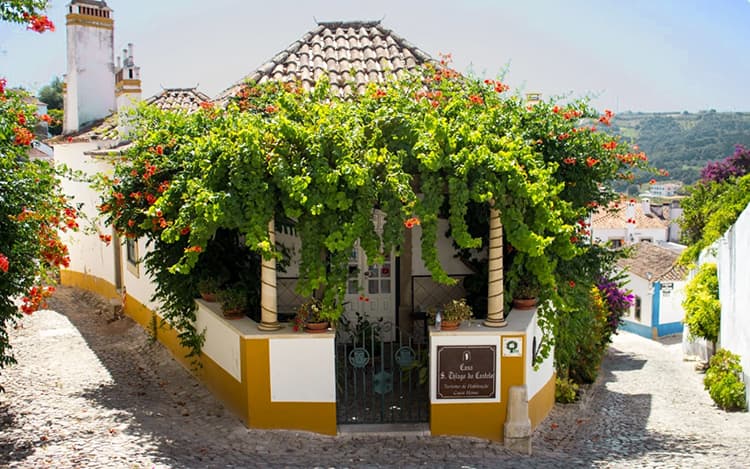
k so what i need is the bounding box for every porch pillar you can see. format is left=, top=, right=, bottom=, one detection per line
left=258, top=219, right=282, bottom=331
left=484, top=204, right=507, bottom=328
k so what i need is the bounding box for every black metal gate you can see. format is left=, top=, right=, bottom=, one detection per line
left=335, top=315, right=429, bottom=425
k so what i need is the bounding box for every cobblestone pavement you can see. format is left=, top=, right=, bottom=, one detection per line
left=1, top=287, right=749, bottom=468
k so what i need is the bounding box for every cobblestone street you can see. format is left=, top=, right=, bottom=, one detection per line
left=1, top=286, right=749, bottom=468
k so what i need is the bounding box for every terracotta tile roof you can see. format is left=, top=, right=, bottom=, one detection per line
left=618, top=242, right=688, bottom=282
left=145, top=88, right=210, bottom=113
left=591, top=201, right=670, bottom=230
left=50, top=87, right=209, bottom=145
left=216, top=20, right=434, bottom=101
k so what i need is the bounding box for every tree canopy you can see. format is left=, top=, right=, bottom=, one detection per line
left=97, top=63, right=655, bottom=361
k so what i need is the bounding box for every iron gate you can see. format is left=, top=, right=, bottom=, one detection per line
left=335, top=315, right=429, bottom=425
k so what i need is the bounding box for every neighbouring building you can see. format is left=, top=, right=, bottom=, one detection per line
left=591, top=197, right=683, bottom=247
left=54, top=1, right=554, bottom=446
left=617, top=242, right=688, bottom=339
left=648, top=182, right=682, bottom=198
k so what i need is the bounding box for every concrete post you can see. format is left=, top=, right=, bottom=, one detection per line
left=484, top=204, right=507, bottom=328
left=504, top=385, right=532, bottom=454
left=258, top=219, right=281, bottom=331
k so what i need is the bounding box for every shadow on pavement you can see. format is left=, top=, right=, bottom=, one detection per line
left=0, top=403, right=35, bottom=465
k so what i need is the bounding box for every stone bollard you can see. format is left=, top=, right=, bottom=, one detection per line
left=504, top=385, right=532, bottom=454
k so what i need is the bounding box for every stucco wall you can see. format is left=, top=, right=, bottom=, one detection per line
left=717, top=202, right=750, bottom=408
left=658, top=280, right=686, bottom=325
left=624, top=274, right=653, bottom=327
left=57, top=144, right=119, bottom=288
left=411, top=219, right=474, bottom=276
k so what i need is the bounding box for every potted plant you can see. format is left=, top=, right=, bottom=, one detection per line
left=217, top=285, right=248, bottom=319
left=197, top=276, right=224, bottom=302
left=293, top=298, right=329, bottom=333
left=513, top=277, right=540, bottom=310
left=437, top=298, right=474, bottom=331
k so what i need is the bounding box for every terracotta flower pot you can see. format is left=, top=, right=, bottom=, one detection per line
left=304, top=321, right=329, bottom=333
left=440, top=319, right=460, bottom=331
left=200, top=292, right=217, bottom=302
left=512, top=297, right=538, bottom=310
left=222, top=308, right=245, bottom=319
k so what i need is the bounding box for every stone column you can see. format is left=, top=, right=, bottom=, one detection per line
left=504, top=385, right=532, bottom=454
left=258, top=219, right=282, bottom=331
left=484, top=204, right=507, bottom=328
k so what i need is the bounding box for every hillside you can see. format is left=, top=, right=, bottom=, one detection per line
left=608, top=111, right=750, bottom=185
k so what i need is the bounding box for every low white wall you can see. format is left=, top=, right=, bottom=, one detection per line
left=269, top=336, right=335, bottom=402
left=525, top=311, right=554, bottom=399
left=196, top=301, right=242, bottom=382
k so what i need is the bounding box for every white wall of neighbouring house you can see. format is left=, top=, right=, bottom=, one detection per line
left=410, top=219, right=474, bottom=277
left=56, top=143, right=119, bottom=287
left=717, top=202, right=750, bottom=408
left=624, top=274, right=653, bottom=327
left=57, top=144, right=159, bottom=313
left=658, top=280, right=686, bottom=325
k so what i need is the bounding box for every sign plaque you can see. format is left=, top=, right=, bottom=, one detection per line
left=436, top=345, right=497, bottom=399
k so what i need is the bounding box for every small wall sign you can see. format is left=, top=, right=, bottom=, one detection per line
left=502, top=337, right=523, bottom=357
left=436, top=345, right=496, bottom=399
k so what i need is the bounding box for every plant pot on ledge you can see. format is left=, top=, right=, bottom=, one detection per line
left=217, top=285, right=248, bottom=320
left=512, top=297, right=538, bottom=310
left=440, top=319, right=460, bottom=331
left=304, top=321, right=330, bottom=333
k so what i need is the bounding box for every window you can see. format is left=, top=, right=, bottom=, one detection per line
left=126, top=238, right=139, bottom=277
left=640, top=238, right=653, bottom=243
left=634, top=295, right=641, bottom=322
left=609, top=238, right=624, bottom=249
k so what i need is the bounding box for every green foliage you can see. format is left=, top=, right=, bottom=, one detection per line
left=37, top=76, right=63, bottom=110
left=96, top=64, right=653, bottom=359
left=1, top=0, right=72, bottom=389
left=609, top=111, right=750, bottom=184
left=0, top=0, right=48, bottom=24
left=555, top=376, right=579, bottom=403
left=704, top=349, right=747, bottom=411
left=683, top=263, right=721, bottom=344
left=679, top=175, right=750, bottom=262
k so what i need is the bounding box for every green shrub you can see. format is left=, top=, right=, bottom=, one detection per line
left=683, top=263, right=721, bottom=344
left=555, top=376, right=579, bottom=403
left=704, top=349, right=747, bottom=411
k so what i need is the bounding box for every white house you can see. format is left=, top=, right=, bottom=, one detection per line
left=591, top=197, right=682, bottom=247
left=617, top=242, right=688, bottom=339
left=53, top=1, right=555, bottom=443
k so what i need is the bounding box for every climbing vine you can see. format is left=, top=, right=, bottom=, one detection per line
left=97, top=61, right=655, bottom=359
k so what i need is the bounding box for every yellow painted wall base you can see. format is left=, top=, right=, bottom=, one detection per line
left=60, top=269, right=336, bottom=435
left=61, top=270, right=248, bottom=424
left=431, top=339, right=527, bottom=442
left=528, top=372, right=556, bottom=430
left=244, top=339, right=337, bottom=435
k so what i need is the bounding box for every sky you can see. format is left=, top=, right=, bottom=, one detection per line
left=1, top=0, right=749, bottom=112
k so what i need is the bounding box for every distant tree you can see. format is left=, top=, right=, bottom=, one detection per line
left=626, top=184, right=640, bottom=196
left=38, top=76, right=63, bottom=135
left=38, top=76, right=62, bottom=110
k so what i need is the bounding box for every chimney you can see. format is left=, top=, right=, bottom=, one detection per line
left=641, top=198, right=651, bottom=217
left=115, top=42, right=142, bottom=137
left=63, top=0, right=115, bottom=134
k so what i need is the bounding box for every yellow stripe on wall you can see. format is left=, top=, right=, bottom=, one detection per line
left=430, top=336, right=526, bottom=442
left=60, top=269, right=248, bottom=422
left=244, top=338, right=337, bottom=435
left=528, top=372, right=556, bottom=430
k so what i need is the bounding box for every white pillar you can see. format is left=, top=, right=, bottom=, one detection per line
left=258, top=219, right=281, bottom=331
left=484, top=204, right=507, bottom=328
